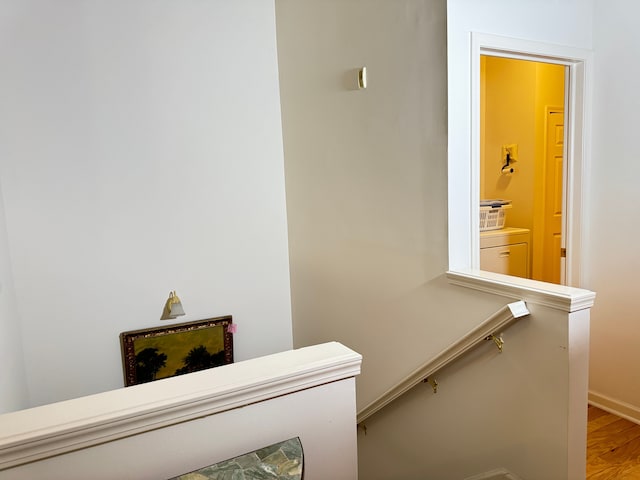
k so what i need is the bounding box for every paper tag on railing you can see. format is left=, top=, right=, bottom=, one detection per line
left=507, top=301, right=529, bottom=318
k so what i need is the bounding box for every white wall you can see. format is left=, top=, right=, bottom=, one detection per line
left=588, top=0, right=640, bottom=417
left=276, top=0, right=510, bottom=413
left=0, top=0, right=292, bottom=408
left=277, top=0, right=594, bottom=477
left=0, top=184, right=28, bottom=413
left=447, top=0, right=594, bottom=270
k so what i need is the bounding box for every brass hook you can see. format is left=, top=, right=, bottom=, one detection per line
left=487, top=334, right=504, bottom=353
left=424, top=377, right=438, bottom=393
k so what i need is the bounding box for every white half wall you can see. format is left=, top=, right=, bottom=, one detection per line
left=0, top=0, right=292, bottom=408
left=357, top=297, right=591, bottom=480
left=0, top=342, right=362, bottom=480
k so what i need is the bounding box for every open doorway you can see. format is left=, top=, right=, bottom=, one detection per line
left=479, top=56, right=566, bottom=284
left=448, top=33, right=590, bottom=289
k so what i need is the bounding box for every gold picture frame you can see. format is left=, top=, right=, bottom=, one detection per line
left=120, top=316, right=234, bottom=387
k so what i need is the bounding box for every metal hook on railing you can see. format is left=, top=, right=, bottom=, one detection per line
left=424, top=377, right=438, bottom=393
left=486, top=334, right=504, bottom=353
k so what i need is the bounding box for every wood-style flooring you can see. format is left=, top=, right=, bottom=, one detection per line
left=587, top=405, right=640, bottom=479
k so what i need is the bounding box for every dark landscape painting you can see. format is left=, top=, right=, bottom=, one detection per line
left=120, top=316, right=233, bottom=386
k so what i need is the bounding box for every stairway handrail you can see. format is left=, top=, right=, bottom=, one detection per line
left=357, top=301, right=530, bottom=424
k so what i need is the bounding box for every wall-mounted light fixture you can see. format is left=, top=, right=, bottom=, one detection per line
left=161, top=291, right=185, bottom=320
left=358, top=66, right=367, bottom=89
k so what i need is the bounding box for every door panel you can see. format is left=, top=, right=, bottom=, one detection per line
left=541, top=109, right=563, bottom=283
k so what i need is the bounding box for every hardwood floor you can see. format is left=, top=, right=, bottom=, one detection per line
left=587, top=405, right=640, bottom=479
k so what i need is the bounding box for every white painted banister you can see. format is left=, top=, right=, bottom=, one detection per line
left=357, top=301, right=530, bottom=424
left=0, top=342, right=362, bottom=473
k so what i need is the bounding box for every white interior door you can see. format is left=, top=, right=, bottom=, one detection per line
left=541, top=107, right=564, bottom=284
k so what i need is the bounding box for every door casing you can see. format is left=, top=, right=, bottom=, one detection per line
left=457, top=33, right=592, bottom=288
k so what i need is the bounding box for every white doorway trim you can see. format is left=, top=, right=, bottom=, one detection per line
left=449, top=32, right=592, bottom=288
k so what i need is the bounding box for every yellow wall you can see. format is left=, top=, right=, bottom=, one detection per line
left=481, top=57, right=564, bottom=273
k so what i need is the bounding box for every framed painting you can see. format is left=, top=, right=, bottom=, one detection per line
left=120, top=316, right=234, bottom=387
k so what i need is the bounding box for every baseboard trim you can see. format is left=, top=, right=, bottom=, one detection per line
left=589, top=391, right=640, bottom=425
left=464, top=468, right=522, bottom=480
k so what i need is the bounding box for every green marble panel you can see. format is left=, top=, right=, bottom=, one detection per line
left=170, top=437, right=303, bottom=480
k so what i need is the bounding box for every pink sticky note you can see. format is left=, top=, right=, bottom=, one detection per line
left=227, top=323, right=237, bottom=334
